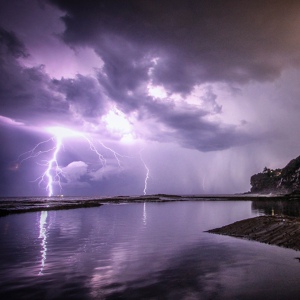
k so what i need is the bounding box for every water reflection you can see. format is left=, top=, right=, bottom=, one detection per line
left=2, top=201, right=300, bottom=299
left=38, top=211, right=48, bottom=275
left=143, top=202, right=147, bottom=225
left=252, top=200, right=300, bottom=217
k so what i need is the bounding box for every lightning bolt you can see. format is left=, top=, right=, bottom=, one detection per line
left=98, top=141, right=123, bottom=167
left=18, top=136, right=63, bottom=196
left=43, top=135, right=63, bottom=197
left=18, top=138, right=55, bottom=164
left=81, top=136, right=106, bottom=166
left=18, top=127, right=126, bottom=197
left=18, top=126, right=151, bottom=197
left=139, top=151, right=150, bottom=195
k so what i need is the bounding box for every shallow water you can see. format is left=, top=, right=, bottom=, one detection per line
left=1, top=200, right=300, bottom=299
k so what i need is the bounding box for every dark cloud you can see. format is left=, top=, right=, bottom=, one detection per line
left=40, top=0, right=298, bottom=152
left=0, top=27, right=29, bottom=59
left=0, top=27, right=68, bottom=122
left=141, top=99, right=249, bottom=152
left=95, top=38, right=152, bottom=112
left=1, top=2, right=280, bottom=152
left=53, top=75, right=107, bottom=119
left=49, top=0, right=300, bottom=93
left=0, top=26, right=109, bottom=128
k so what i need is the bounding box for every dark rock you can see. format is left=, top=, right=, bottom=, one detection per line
left=250, top=155, right=300, bottom=194
left=207, top=215, right=300, bottom=251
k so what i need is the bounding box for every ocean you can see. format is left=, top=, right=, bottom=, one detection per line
left=1, top=197, right=300, bottom=299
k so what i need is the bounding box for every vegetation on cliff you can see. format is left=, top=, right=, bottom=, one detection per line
left=251, top=156, right=300, bottom=194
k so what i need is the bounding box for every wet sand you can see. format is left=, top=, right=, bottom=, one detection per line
left=208, top=215, right=300, bottom=251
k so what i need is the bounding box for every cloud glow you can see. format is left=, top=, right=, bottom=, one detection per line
left=102, top=108, right=134, bottom=139
left=0, top=115, right=24, bottom=126
left=46, top=126, right=81, bottom=138
left=147, top=84, right=168, bottom=99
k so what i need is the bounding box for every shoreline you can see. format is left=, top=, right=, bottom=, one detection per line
left=0, top=193, right=299, bottom=217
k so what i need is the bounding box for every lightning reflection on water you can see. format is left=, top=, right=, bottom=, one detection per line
left=38, top=211, right=48, bottom=275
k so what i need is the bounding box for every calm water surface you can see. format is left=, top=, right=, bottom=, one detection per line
left=1, top=201, right=300, bottom=299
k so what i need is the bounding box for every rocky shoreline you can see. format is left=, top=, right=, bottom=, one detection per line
left=1, top=193, right=300, bottom=217
left=250, top=155, right=300, bottom=194
left=207, top=215, right=300, bottom=251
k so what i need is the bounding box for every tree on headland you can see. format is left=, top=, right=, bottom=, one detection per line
left=263, top=167, right=271, bottom=175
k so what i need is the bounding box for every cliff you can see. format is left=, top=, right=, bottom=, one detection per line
left=250, top=155, right=300, bottom=194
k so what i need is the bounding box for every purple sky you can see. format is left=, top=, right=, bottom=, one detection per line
left=1, top=0, right=300, bottom=196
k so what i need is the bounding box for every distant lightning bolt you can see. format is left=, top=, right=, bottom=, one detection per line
left=43, top=135, right=63, bottom=197
left=18, top=126, right=126, bottom=197
left=139, top=151, right=150, bottom=195
left=82, top=136, right=106, bottom=166
left=82, top=136, right=123, bottom=168
left=18, top=135, right=63, bottom=197
left=21, top=129, right=69, bottom=196
left=99, top=141, right=123, bottom=167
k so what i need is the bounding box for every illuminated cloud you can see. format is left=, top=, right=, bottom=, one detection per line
left=0, top=116, right=24, bottom=126
left=62, top=161, right=88, bottom=183
left=89, top=164, right=122, bottom=182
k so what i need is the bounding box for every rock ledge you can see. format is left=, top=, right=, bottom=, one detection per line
left=208, top=215, right=300, bottom=251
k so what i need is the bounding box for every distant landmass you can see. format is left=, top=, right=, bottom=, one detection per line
left=251, top=155, right=300, bottom=194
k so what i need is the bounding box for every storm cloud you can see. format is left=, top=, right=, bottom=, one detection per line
left=1, top=0, right=300, bottom=195
left=50, top=0, right=300, bottom=86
